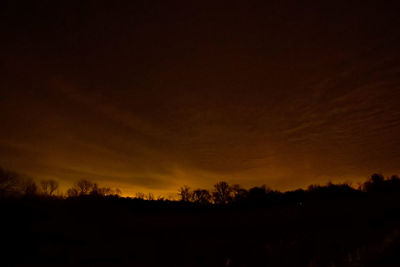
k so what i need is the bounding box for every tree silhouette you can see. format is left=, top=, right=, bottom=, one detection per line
left=361, top=173, right=400, bottom=193
left=94, top=186, right=113, bottom=196
left=192, top=189, right=211, bottom=204
left=231, top=184, right=248, bottom=202
left=89, top=183, right=121, bottom=197
left=363, top=173, right=385, bottom=192
left=212, top=181, right=232, bottom=204
left=135, top=192, right=145, bottom=199
left=21, top=177, right=38, bottom=196
left=387, top=175, right=400, bottom=192
left=178, top=185, right=191, bottom=202
left=0, top=167, right=20, bottom=196
left=246, top=185, right=269, bottom=204
left=75, top=179, right=94, bottom=195
left=147, top=192, right=154, bottom=201
left=40, top=179, right=59, bottom=196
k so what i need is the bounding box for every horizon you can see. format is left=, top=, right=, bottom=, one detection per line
left=1, top=165, right=395, bottom=199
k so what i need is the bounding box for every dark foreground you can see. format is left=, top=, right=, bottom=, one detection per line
left=1, top=191, right=400, bottom=267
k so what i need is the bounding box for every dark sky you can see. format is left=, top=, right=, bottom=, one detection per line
left=1, top=1, right=400, bottom=196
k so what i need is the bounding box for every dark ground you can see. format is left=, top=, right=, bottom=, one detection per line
left=1, top=190, right=400, bottom=267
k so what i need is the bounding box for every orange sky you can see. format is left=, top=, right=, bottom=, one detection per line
left=1, top=1, right=400, bottom=197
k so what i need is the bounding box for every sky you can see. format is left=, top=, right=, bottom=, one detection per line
left=1, top=1, right=400, bottom=197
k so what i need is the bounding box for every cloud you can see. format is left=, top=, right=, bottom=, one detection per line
left=1, top=1, right=400, bottom=195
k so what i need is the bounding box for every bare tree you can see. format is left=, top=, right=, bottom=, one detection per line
left=40, top=179, right=59, bottom=196
left=90, top=183, right=114, bottom=196
left=135, top=192, right=145, bottom=199
left=97, top=187, right=113, bottom=196
left=178, top=185, right=192, bottom=202
left=21, top=177, right=38, bottom=196
left=212, top=181, right=232, bottom=204
left=75, top=179, right=94, bottom=195
left=0, top=167, right=20, bottom=196
left=192, top=189, right=211, bottom=204
left=0, top=168, right=39, bottom=197
left=40, top=180, right=49, bottom=194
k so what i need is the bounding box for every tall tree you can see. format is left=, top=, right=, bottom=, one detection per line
left=178, top=185, right=192, bottom=202
left=212, top=181, right=232, bottom=204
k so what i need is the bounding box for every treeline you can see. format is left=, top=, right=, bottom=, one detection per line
left=0, top=167, right=121, bottom=198
left=177, top=173, right=400, bottom=206
left=1, top=166, right=400, bottom=205
left=2, top=168, right=400, bottom=267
